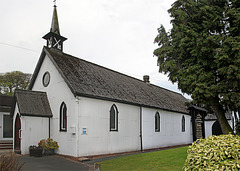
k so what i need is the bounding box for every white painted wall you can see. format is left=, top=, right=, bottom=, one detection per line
left=77, top=97, right=141, bottom=156
left=142, top=108, right=192, bottom=150
left=20, top=116, right=49, bottom=154
left=204, top=120, right=215, bottom=138
left=31, top=54, right=79, bottom=156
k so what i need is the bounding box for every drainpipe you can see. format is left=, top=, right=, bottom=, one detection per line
left=49, top=117, right=51, bottom=138
left=140, top=106, right=143, bottom=151
left=76, top=96, right=81, bottom=157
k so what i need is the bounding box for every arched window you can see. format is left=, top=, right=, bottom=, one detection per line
left=110, top=104, right=118, bottom=131
left=155, top=112, right=160, bottom=132
left=182, top=115, right=185, bottom=132
left=60, top=102, right=67, bottom=131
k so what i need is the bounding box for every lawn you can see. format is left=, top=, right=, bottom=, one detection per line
left=98, top=146, right=188, bottom=171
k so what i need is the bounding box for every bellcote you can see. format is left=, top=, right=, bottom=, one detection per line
left=43, top=5, right=67, bottom=51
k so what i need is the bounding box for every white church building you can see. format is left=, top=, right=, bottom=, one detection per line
left=10, top=5, right=232, bottom=157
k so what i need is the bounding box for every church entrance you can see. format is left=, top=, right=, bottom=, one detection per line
left=14, top=114, right=21, bottom=152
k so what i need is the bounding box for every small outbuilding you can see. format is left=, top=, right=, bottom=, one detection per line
left=11, top=90, right=52, bottom=154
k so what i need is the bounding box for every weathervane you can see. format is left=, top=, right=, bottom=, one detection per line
left=53, top=0, right=57, bottom=6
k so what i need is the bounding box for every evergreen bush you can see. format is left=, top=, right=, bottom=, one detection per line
left=183, top=134, right=240, bottom=170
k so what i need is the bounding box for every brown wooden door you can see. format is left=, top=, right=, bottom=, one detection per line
left=14, top=114, right=21, bottom=151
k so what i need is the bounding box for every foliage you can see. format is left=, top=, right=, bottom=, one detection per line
left=38, top=138, right=59, bottom=150
left=99, top=146, right=188, bottom=171
left=154, top=0, right=240, bottom=134
left=0, top=152, right=25, bottom=171
left=183, top=134, right=240, bottom=170
left=0, top=71, right=31, bottom=96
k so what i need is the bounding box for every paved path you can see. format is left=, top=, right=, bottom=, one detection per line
left=0, top=150, right=92, bottom=171
left=19, top=155, right=91, bottom=171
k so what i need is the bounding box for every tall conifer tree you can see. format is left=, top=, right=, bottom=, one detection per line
left=154, top=0, right=240, bottom=134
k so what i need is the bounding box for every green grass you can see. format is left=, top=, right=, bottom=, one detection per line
left=98, top=146, right=188, bottom=171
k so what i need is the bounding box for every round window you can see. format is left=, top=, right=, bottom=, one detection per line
left=42, top=72, right=50, bottom=87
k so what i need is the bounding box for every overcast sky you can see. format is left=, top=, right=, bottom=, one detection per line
left=0, top=0, right=190, bottom=99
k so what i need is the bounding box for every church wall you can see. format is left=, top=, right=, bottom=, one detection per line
left=205, top=120, right=215, bottom=138
left=31, top=55, right=79, bottom=156
left=76, top=96, right=141, bottom=156
left=20, top=116, right=49, bottom=155
left=142, top=108, right=192, bottom=150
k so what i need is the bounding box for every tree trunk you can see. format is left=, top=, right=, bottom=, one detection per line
left=211, top=103, right=233, bottom=134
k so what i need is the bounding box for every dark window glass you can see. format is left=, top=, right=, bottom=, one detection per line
left=60, top=102, right=67, bottom=131
left=155, top=112, right=160, bottom=132
left=182, top=115, right=185, bottom=132
left=110, top=104, right=118, bottom=131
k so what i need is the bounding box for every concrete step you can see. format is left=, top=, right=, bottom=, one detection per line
left=0, top=140, right=13, bottom=150
left=0, top=145, right=13, bottom=149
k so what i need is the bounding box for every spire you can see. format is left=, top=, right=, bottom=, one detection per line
left=43, top=3, right=67, bottom=51
left=50, top=5, right=60, bottom=35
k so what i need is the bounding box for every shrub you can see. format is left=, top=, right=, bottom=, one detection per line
left=0, top=152, right=25, bottom=171
left=38, top=138, right=59, bottom=150
left=183, top=134, right=240, bottom=170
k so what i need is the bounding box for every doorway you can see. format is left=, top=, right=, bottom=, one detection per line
left=14, top=114, right=21, bottom=152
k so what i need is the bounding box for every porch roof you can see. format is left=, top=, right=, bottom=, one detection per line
left=11, top=90, right=52, bottom=118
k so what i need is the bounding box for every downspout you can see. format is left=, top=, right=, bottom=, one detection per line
left=49, top=117, right=51, bottom=138
left=140, top=106, right=143, bottom=152
left=76, top=96, right=80, bottom=157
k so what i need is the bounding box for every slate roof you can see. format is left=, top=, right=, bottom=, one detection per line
left=11, top=89, right=52, bottom=117
left=30, top=47, right=189, bottom=114
left=0, top=95, right=13, bottom=112
left=188, top=104, right=208, bottom=112
left=0, top=95, right=13, bottom=107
